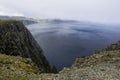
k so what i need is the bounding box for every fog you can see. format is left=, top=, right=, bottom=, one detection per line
left=0, top=0, right=120, bottom=24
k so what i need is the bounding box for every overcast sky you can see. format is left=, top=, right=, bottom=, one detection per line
left=0, top=0, right=120, bottom=24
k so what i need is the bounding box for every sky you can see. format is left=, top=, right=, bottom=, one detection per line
left=0, top=0, right=120, bottom=24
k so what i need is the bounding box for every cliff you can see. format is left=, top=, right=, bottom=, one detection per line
left=0, top=20, right=120, bottom=80
left=0, top=20, right=51, bottom=73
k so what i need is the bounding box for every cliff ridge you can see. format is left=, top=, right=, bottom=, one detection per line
left=0, top=20, right=51, bottom=73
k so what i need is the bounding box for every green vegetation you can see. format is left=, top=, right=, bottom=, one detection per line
left=0, top=53, right=40, bottom=79
left=0, top=20, right=18, bottom=27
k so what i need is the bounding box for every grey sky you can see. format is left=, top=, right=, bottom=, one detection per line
left=0, top=0, right=120, bottom=24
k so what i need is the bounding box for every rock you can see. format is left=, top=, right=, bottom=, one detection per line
left=104, top=41, right=120, bottom=51
left=0, top=20, right=51, bottom=72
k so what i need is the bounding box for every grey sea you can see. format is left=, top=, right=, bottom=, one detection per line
left=26, top=21, right=120, bottom=70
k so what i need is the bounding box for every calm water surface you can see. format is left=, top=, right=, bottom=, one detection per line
left=26, top=22, right=120, bottom=70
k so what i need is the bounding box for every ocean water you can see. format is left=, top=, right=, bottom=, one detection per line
left=26, top=21, right=120, bottom=70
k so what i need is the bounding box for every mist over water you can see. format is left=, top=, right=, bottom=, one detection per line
left=26, top=21, right=120, bottom=70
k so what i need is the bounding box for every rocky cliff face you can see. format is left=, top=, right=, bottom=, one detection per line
left=0, top=20, right=51, bottom=72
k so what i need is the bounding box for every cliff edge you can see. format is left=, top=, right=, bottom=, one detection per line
left=0, top=20, right=51, bottom=73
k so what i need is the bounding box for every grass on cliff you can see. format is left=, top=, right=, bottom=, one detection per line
left=0, top=53, right=40, bottom=80
left=0, top=20, right=18, bottom=26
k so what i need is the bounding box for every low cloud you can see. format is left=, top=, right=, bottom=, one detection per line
left=0, top=5, right=24, bottom=16
left=0, top=0, right=120, bottom=24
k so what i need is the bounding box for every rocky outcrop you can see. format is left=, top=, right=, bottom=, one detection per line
left=104, top=41, right=120, bottom=51
left=0, top=20, right=51, bottom=72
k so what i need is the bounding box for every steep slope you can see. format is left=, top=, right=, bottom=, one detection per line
left=0, top=20, right=51, bottom=72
